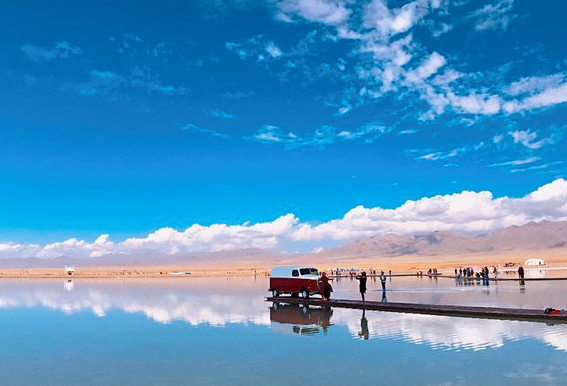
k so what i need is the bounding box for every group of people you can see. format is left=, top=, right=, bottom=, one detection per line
left=454, top=266, right=492, bottom=285
left=319, top=263, right=530, bottom=306
left=318, top=268, right=391, bottom=302
left=354, top=270, right=388, bottom=302
left=455, top=267, right=474, bottom=278
left=329, top=268, right=392, bottom=277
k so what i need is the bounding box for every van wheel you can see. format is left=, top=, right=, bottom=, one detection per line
left=300, top=289, right=309, bottom=299
left=271, top=289, right=279, bottom=298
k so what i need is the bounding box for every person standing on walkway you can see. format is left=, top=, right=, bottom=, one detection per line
left=318, top=272, right=331, bottom=301
left=483, top=266, right=490, bottom=285
left=518, top=265, right=525, bottom=279
left=380, top=271, right=387, bottom=291
left=356, top=271, right=367, bottom=302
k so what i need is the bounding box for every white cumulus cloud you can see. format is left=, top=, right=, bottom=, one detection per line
left=468, top=0, right=517, bottom=32
left=276, top=0, right=351, bottom=25
left=508, top=130, right=555, bottom=150
left=1, top=179, right=567, bottom=259
left=21, top=41, right=82, bottom=61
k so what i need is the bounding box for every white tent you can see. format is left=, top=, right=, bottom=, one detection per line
left=525, top=258, right=545, bottom=266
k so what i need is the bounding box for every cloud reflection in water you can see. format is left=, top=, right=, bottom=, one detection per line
left=0, top=278, right=566, bottom=352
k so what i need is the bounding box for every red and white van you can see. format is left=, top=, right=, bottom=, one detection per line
left=269, top=266, right=332, bottom=299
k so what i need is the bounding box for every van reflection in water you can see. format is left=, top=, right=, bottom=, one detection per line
left=270, top=302, right=333, bottom=335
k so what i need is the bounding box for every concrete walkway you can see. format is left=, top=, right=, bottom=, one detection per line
left=267, top=296, right=567, bottom=323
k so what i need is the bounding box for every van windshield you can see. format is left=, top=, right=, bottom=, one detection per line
left=299, top=268, right=318, bottom=276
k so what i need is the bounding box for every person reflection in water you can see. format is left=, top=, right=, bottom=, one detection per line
left=358, top=309, right=369, bottom=340
left=318, top=306, right=333, bottom=333
left=356, top=271, right=367, bottom=302
left=381, top=289, right=387, bottom=303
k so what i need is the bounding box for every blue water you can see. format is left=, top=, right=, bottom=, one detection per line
left=1, top=276, right=566, bottom=385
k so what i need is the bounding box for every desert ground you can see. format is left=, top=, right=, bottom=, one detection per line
left=1, top=248, right=566, bottom=278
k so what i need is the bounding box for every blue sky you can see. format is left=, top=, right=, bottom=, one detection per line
left=1, top=0, right=567, bottom=256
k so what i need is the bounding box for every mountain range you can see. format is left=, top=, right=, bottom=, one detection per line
left=1, top=220, right=566, bottom=268
left=320, top=220, right=567, bottom=259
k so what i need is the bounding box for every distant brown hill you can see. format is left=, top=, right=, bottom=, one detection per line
left=320, top=220, right=567, bottom=259
left=1, top=220, right=566, bottom=269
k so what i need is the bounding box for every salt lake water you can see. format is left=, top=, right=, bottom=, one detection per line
left=1, top=275, right=567, bottom=385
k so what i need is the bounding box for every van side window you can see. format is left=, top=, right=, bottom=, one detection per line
left=299, top=268, right=310, bottom=275
left=292, top=270, right=299, bottom=277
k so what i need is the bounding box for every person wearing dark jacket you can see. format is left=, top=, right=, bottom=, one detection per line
left=356, top=271, right=367, bottom=302
left=380, top=271, right=387, bottom=291
left=318, top=272, right=331, bottom=301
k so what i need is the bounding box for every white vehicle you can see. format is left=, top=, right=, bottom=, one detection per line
left=525, top=258, right=546, bottom=266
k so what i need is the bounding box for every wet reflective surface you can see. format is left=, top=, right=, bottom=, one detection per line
left=1, top=275, right=567, bottom=385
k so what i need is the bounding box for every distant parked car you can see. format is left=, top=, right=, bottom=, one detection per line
left=269, top=266, right=332, bottom=299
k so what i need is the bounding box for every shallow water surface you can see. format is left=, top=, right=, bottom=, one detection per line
left=0, top=276, right=566, bottom=385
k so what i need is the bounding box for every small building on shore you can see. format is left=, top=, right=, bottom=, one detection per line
left=525, top=258, right=545, bottom=266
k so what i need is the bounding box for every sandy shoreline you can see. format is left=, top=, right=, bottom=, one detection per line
left=1, top=248, right=566, bottom=279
